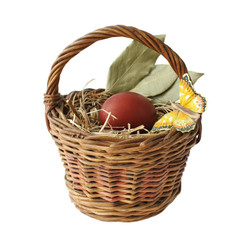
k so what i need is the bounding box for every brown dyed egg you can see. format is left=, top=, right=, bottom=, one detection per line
left=99, top=92, right=156, bottom=130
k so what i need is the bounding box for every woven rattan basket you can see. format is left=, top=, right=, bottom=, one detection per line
left=44, top=25, right=202, bottom=222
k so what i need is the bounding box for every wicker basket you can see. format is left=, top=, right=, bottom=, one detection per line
left=44, top=25, right=202, bottom=222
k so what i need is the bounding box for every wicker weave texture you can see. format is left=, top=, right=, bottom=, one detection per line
left=48, top=110, right=201, bottom=221
left=45, top=25, right=202, bottom=222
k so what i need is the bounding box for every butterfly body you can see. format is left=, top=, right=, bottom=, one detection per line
left=152, top=73, right=207, bottom=133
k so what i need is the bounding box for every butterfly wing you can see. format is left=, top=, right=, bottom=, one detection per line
left=184, top=93, right=207, bottom=113
left=173, top=111, right=196, bottom=133
left=151, top=110, right=179, bottom=132
left=180, top=73, right=207, bottom=113
left=180, top=73, right=197, bottom=106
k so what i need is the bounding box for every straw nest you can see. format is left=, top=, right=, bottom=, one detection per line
left=60, top=88, right=173, bottom=138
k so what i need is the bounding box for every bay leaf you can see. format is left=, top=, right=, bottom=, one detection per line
left=107, top=35, right=166, bottom=93
left=152, top=71, right=204, bottom=104
left=129, top=64, right=178, bottom=97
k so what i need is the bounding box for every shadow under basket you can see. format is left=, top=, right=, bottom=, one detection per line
left=44, top=25, right=202, bottom=222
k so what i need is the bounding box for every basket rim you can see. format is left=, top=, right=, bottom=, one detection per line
left=47, top=105, right=202, bottom=143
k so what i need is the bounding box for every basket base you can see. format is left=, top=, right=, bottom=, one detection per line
left=67, top=181, right=181, bottom=222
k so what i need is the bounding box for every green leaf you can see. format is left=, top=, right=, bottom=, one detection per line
left=106, top=35, right=166, bottom=93
left=152, top=71, right=204, bottom=104
left=129, top=64, right=178, bottom=97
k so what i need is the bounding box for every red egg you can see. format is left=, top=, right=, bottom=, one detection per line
left=99, top=92, right=156, bottom=130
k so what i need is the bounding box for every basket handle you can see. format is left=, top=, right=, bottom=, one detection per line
left=44, top=25, right=188, bottom=130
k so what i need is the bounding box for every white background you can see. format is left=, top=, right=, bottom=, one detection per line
left=1, top=0, right=244, bottom=239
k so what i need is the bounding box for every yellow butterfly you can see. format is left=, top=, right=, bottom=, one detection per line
left=152, top=73, right=207, bottom=133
